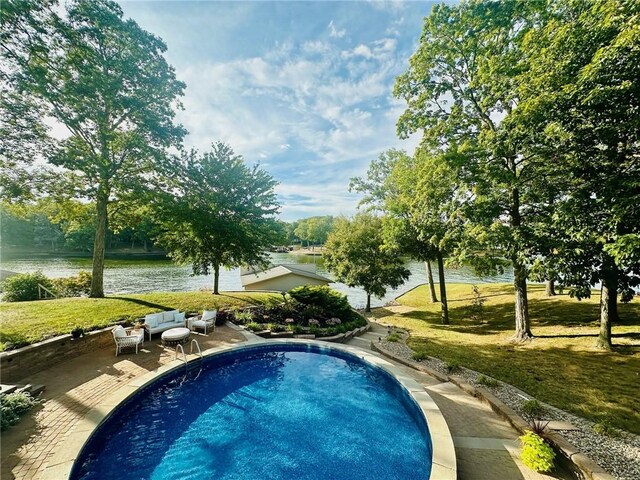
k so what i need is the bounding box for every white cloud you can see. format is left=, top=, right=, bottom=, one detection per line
left=328, top=20, right=346, bottom=38
left=341, top=38, right=397, bottom=60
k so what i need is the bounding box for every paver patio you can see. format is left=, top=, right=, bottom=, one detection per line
left=1, top=321, right=574, bottom=479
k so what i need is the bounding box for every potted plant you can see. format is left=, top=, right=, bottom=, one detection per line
left=71, top=326, right=85, bottom=339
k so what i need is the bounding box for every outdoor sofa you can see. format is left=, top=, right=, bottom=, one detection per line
left=143, top=310, right=186, bottom=340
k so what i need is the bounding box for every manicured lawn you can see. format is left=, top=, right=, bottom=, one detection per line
left=0, top=291, right=281, bottom=351
left=375, top=283, right=640, bottom=434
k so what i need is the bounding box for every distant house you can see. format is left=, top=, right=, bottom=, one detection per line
left=240, top=264, right=332, bottom=292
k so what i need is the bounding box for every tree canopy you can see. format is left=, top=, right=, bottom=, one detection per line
left=324, top=214, right=410, bottom=312
left=155, top=143, right=281, bottom=294
left=1, top=0, right=186, bottom=297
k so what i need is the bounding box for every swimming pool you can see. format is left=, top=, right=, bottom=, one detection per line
left=70, top=343, right=435, bottom=480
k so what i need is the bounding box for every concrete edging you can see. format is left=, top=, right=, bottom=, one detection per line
left=372, top=342, right=616, bottom=480
left=44, top=336, right=456, bottom=480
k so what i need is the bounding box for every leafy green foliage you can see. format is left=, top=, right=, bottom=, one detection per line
left=386, top=332, right=401, bottom=342
left=393, top=1, right=555, bottom=340
left=516, top=0, right=640, bottom=348
left=521, top=399, right=546, bottom=420
left=520, top=431, right=555, bottom=473
left=51, top=271, right=92, bottom=298
left=445, top=361, right=461, bottom=374
left=233, top=310, right=254, bottom=325
left=287, top=285, right=351, bottom=319
left=245, top=322, right=263, bottom=332
left=411, top=351, right=429, bottom=362
left=1, top=391, right=38, bottom=431
left=477, top=375, right=500, bottom=389
left=593, top=419, right=621, bottom=438
left=1, top=271, right=53, bottom=302
left=468, top=285, right=486, bottom=324
left=3, top=0, right=186, bottom=297
left=324, top=214, right=410, bottom=312
left=293, top=216, right=334, bottom=247
left=155, top=143, right=280, bottom=294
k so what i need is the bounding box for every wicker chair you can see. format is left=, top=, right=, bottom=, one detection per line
left=112, top=326, right=144, bottom=356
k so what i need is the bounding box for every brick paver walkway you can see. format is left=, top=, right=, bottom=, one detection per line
left=0, top=326, right=245, bottom=480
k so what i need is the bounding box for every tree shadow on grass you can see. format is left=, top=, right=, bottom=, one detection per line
left=408, top=336, right=640, bottom=434
left=216, top=293, right=279, bottom=307
left=108, top=296, right=172, bottom=311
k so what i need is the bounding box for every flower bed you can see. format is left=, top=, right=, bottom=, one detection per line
left=230, top=286, right=368, bottom=340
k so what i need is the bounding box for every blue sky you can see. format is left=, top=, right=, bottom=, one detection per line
left=119, top=1, right=439, bottom=221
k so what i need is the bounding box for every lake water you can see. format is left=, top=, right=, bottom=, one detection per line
left=0, top=253, right=513, bottom=308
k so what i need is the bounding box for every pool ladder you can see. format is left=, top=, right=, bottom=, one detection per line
left=175, top=340, right=203, bottom=380
left=175, top=340, right=203, bottom=362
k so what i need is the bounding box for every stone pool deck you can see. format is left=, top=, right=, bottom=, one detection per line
left=346, top=323, right=574, bottom=480
left=1, top=322, right=573, bottom=480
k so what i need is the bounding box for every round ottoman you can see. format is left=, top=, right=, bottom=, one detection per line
left=161, top=327, right=190, bottom=347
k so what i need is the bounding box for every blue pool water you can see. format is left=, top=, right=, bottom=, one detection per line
left=71, top=344, right=433, bottom=480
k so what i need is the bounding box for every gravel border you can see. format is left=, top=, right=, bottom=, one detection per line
left=378, top=335, right=640, bottom=480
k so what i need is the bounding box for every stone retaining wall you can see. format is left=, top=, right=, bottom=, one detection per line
left=0, top=327, right=116, bottom=383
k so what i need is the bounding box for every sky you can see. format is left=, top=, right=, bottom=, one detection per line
left=118, top=0, right=439, bottom=221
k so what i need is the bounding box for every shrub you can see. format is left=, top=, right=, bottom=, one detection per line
left=1, top=271, right=53, bottom=302
left=521, top=399, right=546, bottom=420
left=288, top=285, right=351, bottom=318
left=477, top=375, right=500, bottom=388
left=386, top=332, right=401, bottom=342
left=1, top=391, right=37, bottom=431
left=51, top=271, right=92, bottom=297
left=593, top=419, right=620, bottom=438
left=411, top=351, right=428, bottom=361
left=445, top=361, right=461, bottom=374
left=468, top=284, right=486, bottom=323
left=233, top=310, right=254, bottom=324
left=520, top=431, right=555, bottom=473
left=245, top=322, right=263, bottom=332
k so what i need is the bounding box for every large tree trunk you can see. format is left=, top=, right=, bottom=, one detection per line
left=213, top=264, right=220, bottom=295
left=597, top=257, right=618, bottom=350
left=436, top=251, right=449, bottom=325
left=545, top=279, right=556, bottom=296
left=425, top=261, right=438, bottom=303
left=365, top=293, right=371, bottom=313
left=89, top=188, right=108, bottom=298
left=508, top=178, right=532, bottom=342
left=512, top=258, right=532, bottom=341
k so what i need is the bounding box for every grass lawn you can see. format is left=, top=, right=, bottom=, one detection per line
left=0, top=291, right=281, bottom=351
left=374, top=283, right=640, bottom=434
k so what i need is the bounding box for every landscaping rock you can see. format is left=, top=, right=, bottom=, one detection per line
left=377, top=339, right=640, bottom=480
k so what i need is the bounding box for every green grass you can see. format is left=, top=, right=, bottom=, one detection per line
left=0, top=291, right=281, bottom=351
left=374, top=283, right=640, bottom=434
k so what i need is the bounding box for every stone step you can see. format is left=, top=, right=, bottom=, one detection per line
left=0, top=384, right=17, bottom=395
left=347, top=337, right=372, bottom=349
left=15, top=384, right=46, bottom=397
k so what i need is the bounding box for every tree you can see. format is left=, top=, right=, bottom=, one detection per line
left=155, top=143, right=281, bottom=294
left=518, top=0, right=640, bottom=348
left=351, top=148, right=466, bottom=324
left=324, top=214, right=410, bottom=312
left=351, top=149, right=438, bottom=304
left=3, top=0, right=186, bottom=297
left=0, top=0, right=55, bottom=201
left=294, top=216, right=334, bottom=248
left=394, top=1, right=549, bottom=341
